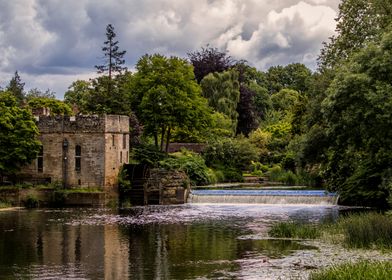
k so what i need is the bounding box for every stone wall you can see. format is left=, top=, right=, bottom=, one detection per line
left=144, top=169, right=189, bottom=205
left=19, top=114, right=129, bottom=189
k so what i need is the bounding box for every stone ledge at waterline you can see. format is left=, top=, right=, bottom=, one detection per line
left=0, top=188, right=108, bottom=207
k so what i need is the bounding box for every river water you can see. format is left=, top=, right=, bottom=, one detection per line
left=0, top=204, right=366, bottom=279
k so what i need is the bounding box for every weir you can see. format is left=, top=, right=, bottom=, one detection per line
left=188, top=190, right=338, bottom=205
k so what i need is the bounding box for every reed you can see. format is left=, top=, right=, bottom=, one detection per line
left=338, top=212, right=392, bottom=249
left=268, top=221, right=321, bottom=239
left=309, top=261, right=392, bottom=280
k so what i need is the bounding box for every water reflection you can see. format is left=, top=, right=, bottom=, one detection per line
left=0, top=205, right=340, bottom=279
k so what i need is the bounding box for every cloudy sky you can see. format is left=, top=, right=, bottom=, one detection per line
left=0, top=0, right=340, bottom=98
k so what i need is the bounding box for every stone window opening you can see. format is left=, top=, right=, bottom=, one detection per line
left=112, top=135, right=115, bottom=146
left=120, top=151, right=123, bottom=163
left=75, top=145, right=81, bottom=172
left=122, top=134, right=126, bottom=149
left=37, top=146, right=43, bottom=173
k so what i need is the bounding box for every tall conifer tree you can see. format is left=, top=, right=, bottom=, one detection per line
left=95, top=24, right=127, bottom=95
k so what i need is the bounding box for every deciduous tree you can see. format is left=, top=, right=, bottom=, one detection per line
left=0, top=91, right=41, bottom=181
left=188, top=46, right=234, bottom=83
left=132, top=54, right=212, bottom=151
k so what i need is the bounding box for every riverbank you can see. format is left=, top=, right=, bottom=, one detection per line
left=0, top=187, right=114, bottom=208
left=0, top=207, right=24, bottom=211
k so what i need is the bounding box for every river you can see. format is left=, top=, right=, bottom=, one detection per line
left=0, top=204, right=383, bottom=279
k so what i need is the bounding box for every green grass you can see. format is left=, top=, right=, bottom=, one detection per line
left=268, top=222, right=321, bottom=239
left=0, top=201, right=12, bottom=208
left=58, top=188, right=104, bottom=194
left=268, top=213, right=392, bottom=249
left=338, top=212, right=392, bottom=249
left=309, top=261, right=392, bottom=280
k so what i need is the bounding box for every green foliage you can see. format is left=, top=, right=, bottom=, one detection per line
left=24, top=195, right=39, bottom=208
left=220, top=166, right=243, bottom=182
left=25, top=88, right=56, bottom=100
left=265, top=63, right=311, bottom=94
left=319, top=0, right=392, bottom=69
left=339, top=213, right=392, bottom=249
left=200, top=70, right=240, bottom=134
left=132, top=144, right=167, bottom=167
left=118, top=166, right=132, bottom=191
left=6, top=71, right=25, bottom=103
left=203, top=136, right=259, bottom=171
left=187, top=45, right=234, bottom=83
left=268, top=222, right=320, bottom=239
left=0, top=91, right=41, bottom=177
left=0, top=200, right=11, bottom=208
left=27, top=97, right=72, bottom=115
left=95, top=24, right=127, bottom=80
left=321, top=29, right=392, bottom=208
left=159, top=150, right=211, bottom=186
left=64, top=80, right=93, bottom=112
left=132, top=54, right=212, bottom=151
left=310, top=261, right=392, bottom=280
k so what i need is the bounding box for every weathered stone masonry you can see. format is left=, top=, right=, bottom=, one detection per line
left=19, top=115, right=129, bottom=189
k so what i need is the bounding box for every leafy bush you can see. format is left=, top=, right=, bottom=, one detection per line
left=132, top=144, right=167, bottom=166
left=24, top=195, right=39, bottom=208
left=203, top=136, right=259, bottom=171
left=309, top=261, right=392, bottom=280
left=159, top=150, right=211, bottom=186
left=280, top=170, right=298, bottom=185
left=118, top=166, right=132, bottom=191
left=268, top=165, right=283, bottom=181
left=221, top=167, right=243, bottom=182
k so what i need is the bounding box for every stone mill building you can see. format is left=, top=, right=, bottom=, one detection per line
left=19, top=114, right=130, bottom=189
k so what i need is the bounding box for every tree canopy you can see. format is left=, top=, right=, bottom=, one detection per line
left=319, top=0, right=392, bottom=69
left=131, top=54, right=212, bottom=151
left=0, top=91, right=41, bottom=179
left=188, top=46, right=234, bottom=83
left=6, top=71, right=25, bottom=104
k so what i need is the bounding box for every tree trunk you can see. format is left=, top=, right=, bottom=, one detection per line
left=153, top=129, right=158, bottom=149
left=160, top=125, right=165, bottom=151
left=165, top=127, right=171, bottom=153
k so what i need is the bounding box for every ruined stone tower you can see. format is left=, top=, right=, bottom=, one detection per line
left=19, top=115, right=129, bottom=189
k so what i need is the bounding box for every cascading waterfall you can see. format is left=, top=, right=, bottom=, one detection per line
left=188, top=190, right=338, bottom=205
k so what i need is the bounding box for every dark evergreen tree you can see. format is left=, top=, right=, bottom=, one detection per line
left=95, top=24, right=127, bottom=95
left=6, top=71, right=25, bottom=103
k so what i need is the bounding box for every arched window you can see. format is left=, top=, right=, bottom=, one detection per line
left=37, top=146, right=43, bottom=173
left=75, top=145, right=81, bottom=172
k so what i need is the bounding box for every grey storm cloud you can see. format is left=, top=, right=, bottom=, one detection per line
left=0, top=0, right=339, bottom=97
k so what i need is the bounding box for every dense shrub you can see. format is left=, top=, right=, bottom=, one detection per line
left=118, top=166, right=132, bottom=191
left=132, top=144, right=167, bottom=166
left=159, top=150, right=211, bottom=186
left=24, top=195, right=39, bottom=208
left=203, top=136, right=259, bottom=171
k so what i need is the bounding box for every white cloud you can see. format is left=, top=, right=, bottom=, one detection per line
left=0, top=0, right=338, bottom=97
